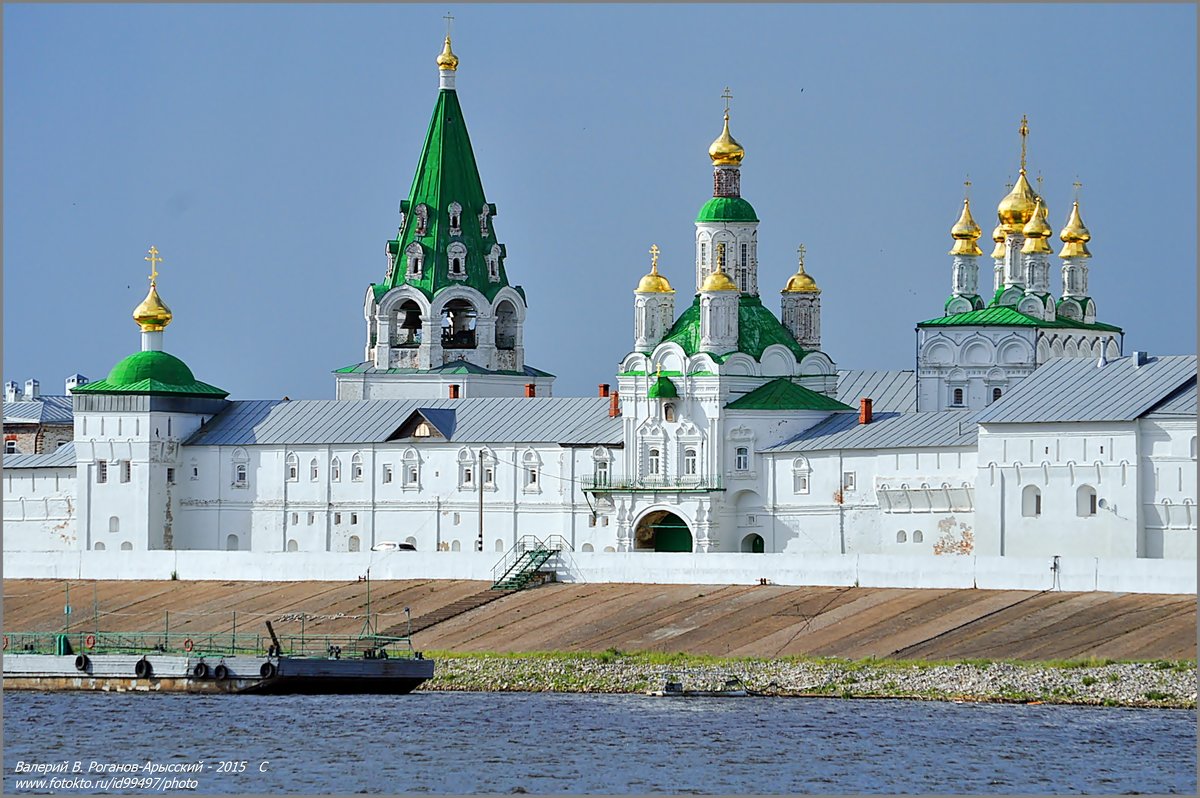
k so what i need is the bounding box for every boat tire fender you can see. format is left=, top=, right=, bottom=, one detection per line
left=259, top=661, right=277, bottom=680
left=74, top=654, right=91, bottom=672
left=214, top=664, right=230, bottom=681
left=192, top=662, right=210, bottom=679
left=135, top=657, right=153, bottom=679
left=84, top=634, right=96, bottom=649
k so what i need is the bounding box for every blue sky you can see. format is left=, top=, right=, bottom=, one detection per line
left=4, top=4, right=1195, bottom=400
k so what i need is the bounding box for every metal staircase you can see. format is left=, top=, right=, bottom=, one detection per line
left=491, top=535, right=571, bottom=591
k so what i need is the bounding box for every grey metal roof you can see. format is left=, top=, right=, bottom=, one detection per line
left=1144, top=384, right=1197, bottom=418
left=4, top=442, right=76, bottom=468
left=836, top=370, right=917, bottom=413
left=768, top=410, right=977, bottom=452
left=186, top=397, right=623, bottom=447
left=975, top=355, right=1197, bottom=424
left=3, top=396, right=74, bottom=425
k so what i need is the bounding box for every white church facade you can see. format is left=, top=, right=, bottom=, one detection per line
left=4, top=38, right=1196, bottom=571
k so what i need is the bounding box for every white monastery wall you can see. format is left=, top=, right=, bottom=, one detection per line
left=5, top=549, right=1193, bottom=595
left=2, top=467, right=77, bottom=550
left=1137, top=418, right=1198, bottom=559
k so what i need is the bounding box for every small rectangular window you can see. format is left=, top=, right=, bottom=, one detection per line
left=308, top=512, right=315, bottom=525
left=334, top=512, right=342, bottom=525
left=97, top=461, right=108, bottom=484
left=350, top=512, right=358, bottom=525
left=527, top=468, right=538, bottom=486
left=166, top=468, right=176, bottom=485
left=121, top=461, right=132, bottom=483
left=382, top=464, right=393, bottom=484
left=484, top=467, right=495, bottom=486
left=290, top=512, right=299, bottom=525
left=794, top=474, right=810, bottom=494
left=842, top=471, right=856, bottom=491
left=191, top=466, right=200, bottom=480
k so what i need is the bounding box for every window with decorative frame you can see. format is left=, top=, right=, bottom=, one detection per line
left=522, top=450, right=541, bottom=491
left=351, top=453, right=364, bottom=482
left=792, top=457, right=811, bottom=494
left=286, top=453, right=299, bottom=482
left=648, top=448, right=662, bottom=476
left=683, top=448, right=698, bottom=478
left=382, top=464, right=393, bottom=484
left=402, top=449, right=421, bottom=489
left=310, top=458, right=319, bottom=482
left=330, top=457, right=342, bottom=482
left=734, top=447, right=750, bottom=472
left=448, top=201, right=462, bottom=235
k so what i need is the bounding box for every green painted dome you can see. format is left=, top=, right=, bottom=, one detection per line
left=107, top=350, right=196, bottom=386
left=696, top=197, right=758, bottom=223
left=72, top=350, right=228, bottom=397
left=647, top=375, right=679, bottom=399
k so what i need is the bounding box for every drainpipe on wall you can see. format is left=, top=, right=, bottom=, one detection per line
left=838, top=449, right=846, bottom=555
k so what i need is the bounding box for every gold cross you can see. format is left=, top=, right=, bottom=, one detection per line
left=145, top=246, right=163, bottom=285
left=649, top=243, right=660, bottom=272
left=443, top=11, right=454, bottom=37
left=721, top=87, right=733, bottom=115
left=1018, top=114, right=1029, bottom=174
left=796, top=243, right=806, bottom=269
left=1073, top=179, right=1082, bottom=201
left=963, top=176, right=971, bottom=200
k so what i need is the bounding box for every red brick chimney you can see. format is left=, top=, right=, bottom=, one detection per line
left=609, top=391, right=621, bottom=417
left=859, top=397, right=873, bottom=425
left=598, top=383, right=610, bottom=397
left=448, top=384, right=460, bottom=399
left=524, top=383, right=536, bottom=398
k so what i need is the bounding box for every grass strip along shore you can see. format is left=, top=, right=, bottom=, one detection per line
left=421, top=650, right=1197, bottom=708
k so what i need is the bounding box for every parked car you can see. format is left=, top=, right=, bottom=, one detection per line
left=372, top=541, right=417, bottom=552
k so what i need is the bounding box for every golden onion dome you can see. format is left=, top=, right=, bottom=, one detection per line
left=636, top=245, right=674, bottom=293
left=701, top=269, right=738, bottom=292
left=989, top=223, right=1006, bottom=259
left=783, top=246, right=819, bottom=293
left=436, top=36, right=459, bottom=71
left=1058, top=200, right=1092, bottom=258
left=708, top=111, right=745, bottom=166
left=133, top=283, right=173, bottom=332
left=997, top=171, right=1038, bottom=233
left=949, top=199, right=984, bottom=257
left=1021, top=199, right=1054, bottom=254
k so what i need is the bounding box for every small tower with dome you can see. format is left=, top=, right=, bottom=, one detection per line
left=70, top=247, right=229, bottom=552
left=1056, top=193, right=1096, bottom=323
left=780, top=244, right=823, bottom=350
left=633, top=244, right=676, bottom=352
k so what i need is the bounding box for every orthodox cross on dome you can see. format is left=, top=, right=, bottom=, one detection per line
left=443, top=11, right=454, bottom=37
left=649, top=243, right=661, bottom=273
left=144, top=246, right=163, bottom=286
left=721, top=86, right=733, bottom=115
left=1073, top=179, right=1083, bottom=201
left=1018, top=114, right=1029, bottom=174
left=963, top=176, right=971, bottom=200
left=796, top=243, right=806, bottom=270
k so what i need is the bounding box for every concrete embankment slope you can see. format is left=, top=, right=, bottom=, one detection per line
left=3, top=579, right=1194, bottom=661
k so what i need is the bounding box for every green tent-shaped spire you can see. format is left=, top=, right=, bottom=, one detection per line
left=378, top=82, right=510, bottom=302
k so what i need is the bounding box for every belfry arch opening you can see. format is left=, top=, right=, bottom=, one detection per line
left=392, top=300, right=424, bottom=347
left=441, top=299, right=478, bottom=349
left=634, top=510, right=693, bottom=552
left=495, top=299, right=517, bottom=350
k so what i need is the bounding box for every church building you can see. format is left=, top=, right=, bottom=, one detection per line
left=4, top=35, right=1195, bottom=566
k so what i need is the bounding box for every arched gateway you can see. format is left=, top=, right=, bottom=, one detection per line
left=634, top=510, right=693, bottom=552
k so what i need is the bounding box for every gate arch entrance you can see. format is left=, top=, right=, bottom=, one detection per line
left=741, top=533, right=765, bottom=553
left=634, top=510, right=693, bottom=552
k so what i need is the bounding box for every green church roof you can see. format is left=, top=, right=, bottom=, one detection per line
left=72, top=350, right=228, bottom=397
left=726, top=378, right=852, bottom=411
left=377, top=85, right=511, bottom=302
left=918, top=306, right=1123, bottom=333
left=696, top=196, right=758, bottom=223
left=647, top=375, right=679, bottom=399
left=659, top=295, right=808, bottom=362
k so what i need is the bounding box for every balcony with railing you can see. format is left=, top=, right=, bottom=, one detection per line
left=580, top=475, right=723, bottom=493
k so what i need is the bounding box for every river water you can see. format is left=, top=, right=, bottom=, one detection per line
left=4, top=691, right=1195, bottom=794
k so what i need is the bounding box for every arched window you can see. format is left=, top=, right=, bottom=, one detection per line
left=349, top=535, right=361, bottom=552
left=896, top=530, right=907, bottom=543
left=1076, top=485, right=1098, bottom=517
left=405, top=241, right=424, bottom=277
left=792, top=457, right=811, bottom=494
left=581, top=543, right=594, bottom=553
left=450, top=540, right=462, bottom=552
left=663, top=403, right=676, bottom=422
left=1022, top=484, right=1042, bottom=517
left=234, top=463, right=248, bottom=486
left=286, top=453, right=299, bottom=482
left=494, top=539, right=505, bottom=553
left=226, top=534, right=239, bottom=551
left=448, top=201, right=462, bottom=234
left=120, top=541, right=133, bottom=551
left=310, top=458, right=319, bottom=482
left=405, top=536, right=417, bottom=547
left=992, top=387, right=1003, bottom=402
left=495, top=299, right=517, bottom=349
left=331, top=457, right=342, bottom=482
left=735, top=447, right=749, bottom=471
left=447, top=242, right=467, bottom=277
left=1191, top=436, right=1197, bottom=460
left=393, top=300, right=424, bottom=347
left=683, top=448, right=698, bottom=477
left=913, top=530, right=924, bottom=543
left=403, top=449, right=420, bottom=487
left=286, top=539, right=299, bottom=552
left=351, top=453, right=364, bottom=482
left=487, top=244, right=502, bottom=282
left=952, top=387, right=964, bottom=406
left=648, top=448, right=662, bottom=476
left=522, top=450, right=540, bottom=489
left=109, top=516, right=119, bottom=534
